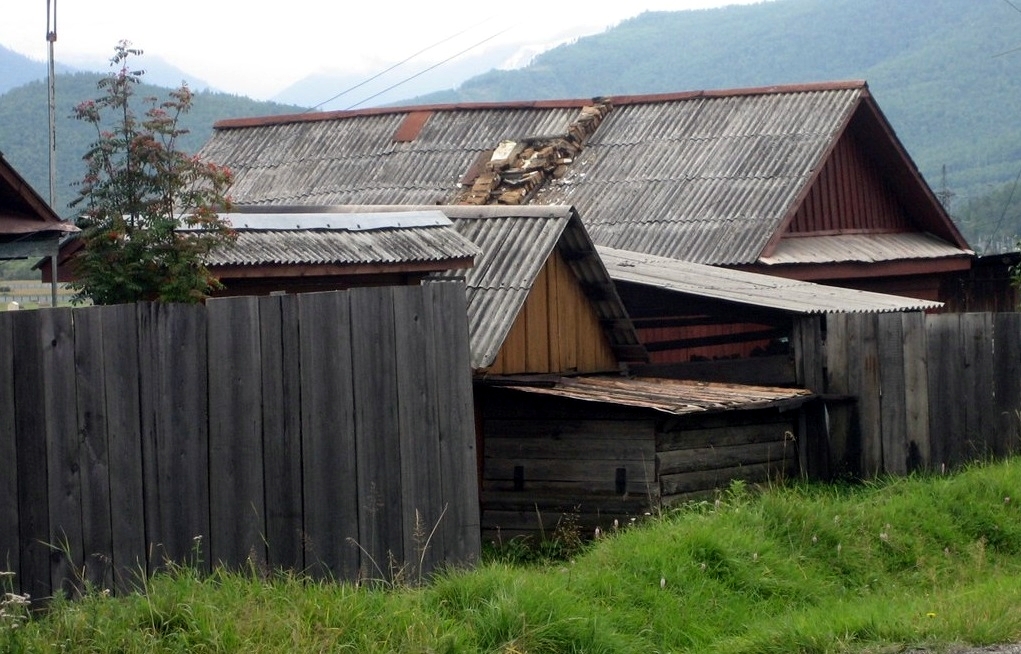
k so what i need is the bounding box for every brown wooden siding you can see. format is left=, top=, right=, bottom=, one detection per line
left=789, top=132, right=912, bottom=235
left=488, top=249, right=618, bottom=374
left=637, top=321, right=781, bottom=363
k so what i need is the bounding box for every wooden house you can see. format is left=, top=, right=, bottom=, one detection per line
left=199, top=80, right=979, bottom=307
left=0, top=153, right=76, bottom=261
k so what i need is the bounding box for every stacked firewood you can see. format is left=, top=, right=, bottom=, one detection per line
left=457, top=101, right=611, bottom=205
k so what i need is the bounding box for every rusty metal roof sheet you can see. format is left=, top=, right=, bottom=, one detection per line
left=759, top=233, right=974, bottom=266
left=202, top=210, right=480, bottom=267
left=598, top=246, right=943, bottom=314
left=502, top=375, right=813, bottom=415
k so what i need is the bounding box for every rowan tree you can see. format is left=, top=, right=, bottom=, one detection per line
left=69, top=41, right=235, bottom=305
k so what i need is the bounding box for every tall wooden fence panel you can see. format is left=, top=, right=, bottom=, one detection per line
left=821, top=312, right=1020, bottom=477
left=0, top=282, right=480, bottom=598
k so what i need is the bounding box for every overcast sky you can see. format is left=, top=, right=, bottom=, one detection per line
left=1, top=1, right=766, bottom=100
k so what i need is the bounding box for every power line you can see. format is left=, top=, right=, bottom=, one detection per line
left=345, top=28, right=509, bottom=111
left=304, top=19, right=499, bottom=113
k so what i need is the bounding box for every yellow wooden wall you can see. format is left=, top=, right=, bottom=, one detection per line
left=488, top=249, right=618, bottom=375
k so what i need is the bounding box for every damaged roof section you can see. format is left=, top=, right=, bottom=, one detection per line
left=455, top=102, right=611, bottom=206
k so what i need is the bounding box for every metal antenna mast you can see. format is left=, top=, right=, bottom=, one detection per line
left=46, top=0, right=58, bottom=306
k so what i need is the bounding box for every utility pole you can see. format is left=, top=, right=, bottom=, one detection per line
left=47, top=0, right=58, bottom=307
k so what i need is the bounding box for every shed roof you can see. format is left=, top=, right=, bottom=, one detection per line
left=598, top=246, right=943, bottom=314
left=314, top=205, right=644, bottom=370
left=201, top=210, right=480, bottom=268
left=500, top=375, right=813, bottom=415
left=202, top=81, right=969, bottom=268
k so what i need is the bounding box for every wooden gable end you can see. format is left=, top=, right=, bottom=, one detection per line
left=488, top=249, right=618, bottom=375
left=786, top=130, right=912, bottom=236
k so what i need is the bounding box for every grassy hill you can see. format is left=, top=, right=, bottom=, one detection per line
left=4, top=458, right=1021, bottom=652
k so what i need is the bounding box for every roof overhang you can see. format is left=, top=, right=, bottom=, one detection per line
left=599, top=246, right=944, bottom=314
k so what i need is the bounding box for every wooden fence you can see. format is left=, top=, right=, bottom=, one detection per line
left=795, top=312, right=1021, bottom=478
left=0, top=282, right=480, bottom=600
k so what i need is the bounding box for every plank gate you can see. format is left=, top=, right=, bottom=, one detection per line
left=0, top=283, right=480, bottom=600
left=797, top=312, right=1021, bottom=478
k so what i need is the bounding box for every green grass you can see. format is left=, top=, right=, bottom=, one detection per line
left=5, top=459, right=1021, bottom=653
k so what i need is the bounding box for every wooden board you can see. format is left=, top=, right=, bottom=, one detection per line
left=350, top=287, right=404, bottom=582
left=926, top=314, right=962, bottom=470
left=961, top=313, right=994, bottom=461
left=657, top=420, right=793, bottom=451
left=298, top=291, right=359, bottom=580
left=877, top=312, right=907, bottom=475
left=656, top=440, right=797, bottom=476
left=993, top=313, right=1021, bottom=457
left=102, top=304, right=145, bottom=593
left=207, top=296, right=266, bottom=571
left=0, top=313, right=19, bottom=590
left=426, top=281, right=481, bottom=566
left=660, top=457, right=797, bottom=496
left=901, top=312, right=930, bottom=471
left=486, top=418, right=655, bottom=441
left=73, top=307, right=114, bottom=591
left=138, top=303, right=210, bottom=572
left=12, top=310, right=51, bottom=600
left=258, top=294, right=304, bottom=572
left=858, top=314, right=883, bottom=476
left=41, top=308, right=83, bottom=597
left=392, top=286, right=445, bottom=579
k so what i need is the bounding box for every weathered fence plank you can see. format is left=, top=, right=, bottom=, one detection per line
left=926, top=314, right=961, bottom=471
left=139, top=303, right=210, bottom=573
left=73, top=307, right=114, bottom=592
left=12, top=310, right=51, bottom=600
left=901, top=312, right=930, bottom=471
left=392, top=285, right=445, bottom=579
left=351, top=287, right=404, bottom=582
left=208, top=296, right=266, bottom=571
left=877, top=312, right=907, bottom=475
left=961, top=313, right=995, bottom=461
left=858, top=315, right=882, bottom=476
left=40, top=309, right=82, bottom=598
left=258, top=294, right=304, bottom=572
left=994, top=313, right=1021, bottom=457
left=426, top=281, right=481, bottom=567
left=101, top=304, right=145, bottom=593
left=299, top=292, right=359, bottom=580
left=0, top=313, right=19, bottom=582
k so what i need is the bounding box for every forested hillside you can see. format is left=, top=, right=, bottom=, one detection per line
left=411, top=0, right=1021, bottom=250
left=0, top=72, right=301, bottom=217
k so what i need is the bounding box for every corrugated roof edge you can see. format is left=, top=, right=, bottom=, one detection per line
left=213, top=80, right=870, bottom=130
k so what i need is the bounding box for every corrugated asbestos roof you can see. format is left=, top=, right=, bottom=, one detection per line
left=200, top=210, right=480, bottom=267
left=759, top=233, right=974, bottom=266
left=502, top=375, right=813, bottom=415
left=598, top=246, right=943, bottom=314
left=201, top=83, right=874, bottom=266
left=273, top=205, right=645, bottom=370
left=535, top=88, right=862, bottom=264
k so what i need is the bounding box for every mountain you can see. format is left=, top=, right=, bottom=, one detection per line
left=405, top=0, right=1021, bottom=250
left=0, top=44, right=76, bottom=94
left=0, top=72, right=303, bottom=217
left=271, top=42, right=523, bottom=112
